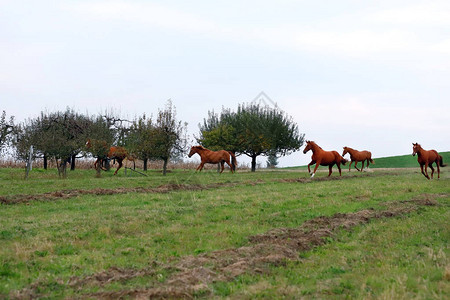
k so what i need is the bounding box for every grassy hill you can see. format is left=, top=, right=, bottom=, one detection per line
left=371, top=151, right=450, bottom=168
left=0, top=168, right=448, bottom=298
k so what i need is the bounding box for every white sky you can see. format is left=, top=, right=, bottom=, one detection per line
left=1, top=0, right=449, bottom=167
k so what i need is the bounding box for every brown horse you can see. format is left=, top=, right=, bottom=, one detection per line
left=412, top=143, right=446, bottom=179
left=86, top=139, right=133, bottom=175
left=342, top=146, right=374, bottom=172
left=188, top=145, right=237, bottom=173
left=303, top=140, right=347, bottom=178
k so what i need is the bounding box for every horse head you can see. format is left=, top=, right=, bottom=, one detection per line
left=303, top=140, right=313, bottom=154
left=188, top=145, right=204, bottom=158
left=412, top=143, right=421, bottom=156
left=86, top=139, right=92, bottom=149
left=342, top=147, right=348, bottom=156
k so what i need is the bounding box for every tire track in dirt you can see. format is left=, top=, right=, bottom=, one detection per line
left=10, top=194, right=444, bottom=299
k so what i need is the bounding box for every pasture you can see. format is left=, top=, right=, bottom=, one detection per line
left=0, top=166, right=449, bottom=298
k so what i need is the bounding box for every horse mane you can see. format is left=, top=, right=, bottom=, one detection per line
left=195, top=145, right=206, bottom=150
left=309, top=141, right=322, bottom=150
left=413, top=143, right=422, bottom=149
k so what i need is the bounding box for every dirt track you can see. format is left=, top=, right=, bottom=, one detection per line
left=11, top=194, right=444, bottom=299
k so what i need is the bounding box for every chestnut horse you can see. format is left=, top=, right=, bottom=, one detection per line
left=86, top=139, right=132, bottom=175
left=188, top=145, right=237, bottom=173
left=303, top=140, right=347, bottom=178
left=342, top=146, right=374, bottom=172
left=412, top=143, right=446, bottom=179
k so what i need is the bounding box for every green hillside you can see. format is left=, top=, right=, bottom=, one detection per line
left=371, top=151, right=450, bottom=168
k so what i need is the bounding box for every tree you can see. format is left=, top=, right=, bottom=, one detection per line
left=0, top=111, right=15, bottom=155
left=150, top=101, right=188, bottom=175
left=199, top=103, right=304, bottom=172
left=13, top=109, right=93, bottom=177
left=84, top=115, right=116, bottom=176
left=266, top=152, right=279, bottom=168
left=125, top=114, right=154, bottom=171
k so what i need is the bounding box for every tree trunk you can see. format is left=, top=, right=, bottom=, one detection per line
left=162, top=158, right=168, bottom=176
left=70, top=154, right=76, bottom=171
left=251, top=154, right=257, bottom=172
left=143, top=158, right=148, bottom=171
left=43, top=155, right=48, bottom=170
left=96, top=163, right=102, bottom=178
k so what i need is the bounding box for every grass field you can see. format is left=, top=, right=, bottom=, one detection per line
left=0, top=164, right=449, bottom=298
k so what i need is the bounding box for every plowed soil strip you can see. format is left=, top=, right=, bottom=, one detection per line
left=11, top=194, right=443, bottom=299
left=0, top=183, right=236, bottom=205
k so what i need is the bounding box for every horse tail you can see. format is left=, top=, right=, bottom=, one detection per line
left=228, top=151, right=237, bottom=171
left=439, top=155, right=446, bottom=167
left=369, top=158, right=375, bottom=164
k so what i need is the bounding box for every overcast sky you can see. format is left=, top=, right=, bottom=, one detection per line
left=1, top=0, right=449, bottom=167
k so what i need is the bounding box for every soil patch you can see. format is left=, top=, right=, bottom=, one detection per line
left=0, top=183, right=236, bottom=205
left=12, top=194, right=444, bottom=299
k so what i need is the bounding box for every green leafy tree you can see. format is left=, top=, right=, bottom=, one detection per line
left=150, top=101, right=188, bottom=175
left=125, top=114, right=154, bottom=171
left=14, top=109, right=93, bottom=177
left=84, top=115, right=117, bottom=175
left=199, top=103, right=304, bottom=172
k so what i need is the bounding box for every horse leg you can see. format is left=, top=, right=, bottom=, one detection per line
left=225, top=160, right=234, bottom=173
left=197, top=162, right=205, bottom=172
left=328, top=165, right=333, bottom=177
left=419, top=164, right=426, bottom=179
left=114, top=159, right=123, bottom=175
left=308, top=160, right=316, bottom=175
left=311, top=161, right=320, bottom=178
left=436, top=160, right=440, bottom=179
left=366, top=159, right=370, bottom=169
left=220, top=161, right=225, bottom=173
left=429, top=163, right=434, bottom=179
left=423, top=163, right=430, bottom=180
left=348, top=161, right=352, bottom=171
left=360, top=160, right=365, bottom=172
left=354, top=161, right=360, bottom=172
left=337, top=163, right=342, bottom=176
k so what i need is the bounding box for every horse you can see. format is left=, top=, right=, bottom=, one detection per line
left=412, top=143, right=446, bottom=179
left=86, top=139, right=133, bottom=175
left=342, top=146, right=374, bottom=172
left=188, top=145, right=237, bottom=173
left=303, top=140, right=347, bottom=178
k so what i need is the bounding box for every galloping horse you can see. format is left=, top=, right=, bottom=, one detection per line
left=86, top=139, right=133, bottom=175
left=342, top=146, right=374, bottom=172
left=303, top=140, right=347, bottom=178
left=412, top=143, right=446, bottom=179
left=188, top=145, right=237, bottom=173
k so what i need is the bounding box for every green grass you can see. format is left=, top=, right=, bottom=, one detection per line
left=0, top=167, right=449, bottom=298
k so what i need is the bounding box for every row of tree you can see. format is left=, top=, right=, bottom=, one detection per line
left=1, top=101, right=186, bottom=177
left=0, top=101, right=304, bottom=176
